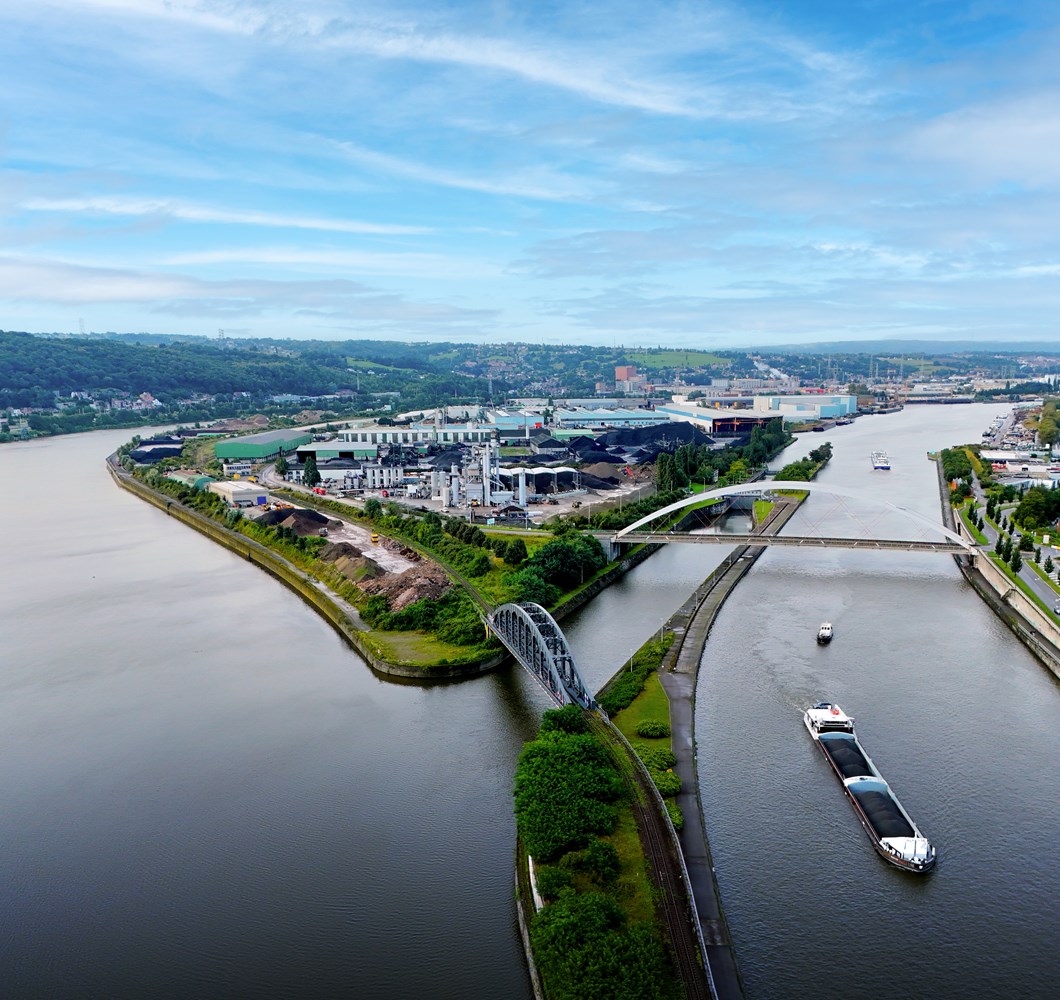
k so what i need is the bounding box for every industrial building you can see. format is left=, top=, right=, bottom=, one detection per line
left=213, top=428, right=313, bottom=462
left=206, top=481, right=269, bottom=507
left=166, top=470, right=215, bottom=491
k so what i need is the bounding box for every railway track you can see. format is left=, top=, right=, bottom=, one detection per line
left=586, top=713, right=712, bottom=1000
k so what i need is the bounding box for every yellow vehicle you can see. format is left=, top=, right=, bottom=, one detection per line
left=371, top=533, right=380, bottom=544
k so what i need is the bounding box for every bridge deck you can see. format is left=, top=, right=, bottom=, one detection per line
left=609, top=532, right=968, bottom=553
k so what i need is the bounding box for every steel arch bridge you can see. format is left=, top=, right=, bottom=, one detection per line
left=611, top=480, right=975, bottom=553
left=487, top=602, right=596, bottom=709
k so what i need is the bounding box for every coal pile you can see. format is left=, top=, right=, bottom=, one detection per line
left=258, top=507, right=339, bottom=536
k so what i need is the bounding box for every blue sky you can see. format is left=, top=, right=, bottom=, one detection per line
left=3, top=0, right=1060, bottom=346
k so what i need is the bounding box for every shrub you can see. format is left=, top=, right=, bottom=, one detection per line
left=638, top=748, right=677, bottom=772
left=540, top=704, right=589, bottom=735
left=514, top=732, right=624, bottom=861
left=635, top=720, right=671, bottom=739
left=534, top=866, right=574, bottom=901
left=651, top=770, right=681, bottom=797
left=530, top=892, right=677, bottom=1000
left=665, top=801, right=684, bottom=831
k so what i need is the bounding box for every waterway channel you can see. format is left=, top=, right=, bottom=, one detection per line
left=1, top=406, right=1057, bottom=998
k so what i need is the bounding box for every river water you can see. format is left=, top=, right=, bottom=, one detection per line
left=1, top=406, right=1057, bottom=998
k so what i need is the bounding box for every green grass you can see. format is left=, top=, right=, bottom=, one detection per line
left=370, top=630, right=494, bottom=665
left=754, top=499, right=775, bottom=524
left=957, top=502, right=988, bottom=544
left=612, top=671, right=672, bottom=759
left=605, top=807, right=656, bottom=924
left=624, top=349, right=728, bottom=369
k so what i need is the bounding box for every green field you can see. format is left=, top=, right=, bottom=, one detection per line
left=624, top=350, right=729, bottom=370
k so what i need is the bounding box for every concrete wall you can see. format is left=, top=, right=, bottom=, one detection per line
left=954, top=515, right=1060, bottom=678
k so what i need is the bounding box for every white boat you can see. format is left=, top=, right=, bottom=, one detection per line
left=817, top=622, right=834, bottom=644
left=871, top=450, right=891, bottom=470
left=804, top=703, right=936, bottom=873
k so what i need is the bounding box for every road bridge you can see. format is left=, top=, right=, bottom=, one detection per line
left=608, top=480, right=976, bottom=555
left=611, top=531, right=968, bottom=553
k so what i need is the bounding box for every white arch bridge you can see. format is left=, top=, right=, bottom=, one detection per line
left=486, top=602, right=596, bottom=709
left=602, top=480, right=976, bottom=555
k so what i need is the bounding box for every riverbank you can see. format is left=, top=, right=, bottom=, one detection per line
left=935, top=457, right=1060, bottom=678
left=108, top=459, right=506, bottom=680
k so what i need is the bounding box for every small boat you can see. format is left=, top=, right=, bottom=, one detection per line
left=871, top=450, right=891, bottom=470
left=804, top=703, right=936, bottom=872
left=817, top=622, right=834, bottom=644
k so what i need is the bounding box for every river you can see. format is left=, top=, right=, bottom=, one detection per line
left=0, top=406, right=1056, bottom=998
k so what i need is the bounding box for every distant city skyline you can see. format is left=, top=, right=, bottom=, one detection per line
left=4, top=1, right=1060, bottom=346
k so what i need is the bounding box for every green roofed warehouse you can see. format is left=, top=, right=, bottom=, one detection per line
left=213, top=428, right=312, bottom=462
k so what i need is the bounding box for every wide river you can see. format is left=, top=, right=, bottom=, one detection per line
left=1, top=405, right=1057, bottom=998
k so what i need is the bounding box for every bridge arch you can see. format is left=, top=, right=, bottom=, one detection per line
left=613, top=480, right=974, bottom=552
left=488, top=602, right=595, bottom=709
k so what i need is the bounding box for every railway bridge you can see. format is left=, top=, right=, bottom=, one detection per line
left=486, top=601, right=596, bottom=709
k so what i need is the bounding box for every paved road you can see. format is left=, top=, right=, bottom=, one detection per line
left=968, top=475, right=1060, bottom=616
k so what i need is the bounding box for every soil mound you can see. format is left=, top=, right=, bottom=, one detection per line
left=258, top=508, right=337, bottom=535
left=358, top=563, right=451, bottom=610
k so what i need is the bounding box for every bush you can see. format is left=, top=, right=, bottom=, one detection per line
left=638, top=748, right=677, bottom=772
left=651, top=770, right=681, bottom=797
left=530, top=892, right=677, bottom=1000
left=540, top=704, right=589, bottom=735
left=534, top=866, right=574, bottom=901
left=635, top=720, right=671, bottom=739
left=665, top=801, right=684, bottom=831
left=514, top=732, right=624, bottom=861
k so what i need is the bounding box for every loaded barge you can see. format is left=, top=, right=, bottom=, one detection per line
left=804, top=703, right=936, bottom=872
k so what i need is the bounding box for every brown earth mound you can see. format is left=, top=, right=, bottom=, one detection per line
left=358, top=563, right=451, bottom=610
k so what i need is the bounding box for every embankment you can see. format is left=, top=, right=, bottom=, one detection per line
left=108, top=461, right=505, bottom=679
left=935, top=459, right=1060, bottom=679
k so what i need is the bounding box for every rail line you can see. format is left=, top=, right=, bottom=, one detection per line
left=586, top=713, right=712, bottom=1000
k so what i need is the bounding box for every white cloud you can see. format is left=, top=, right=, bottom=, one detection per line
left=23, top=196, right=430, bottom=235
left=329, top=140, right=598, bottom=202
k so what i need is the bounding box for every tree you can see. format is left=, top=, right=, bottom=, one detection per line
left=1010, top=547, right=1023, bottom=573
left=1045, top=555, right=1054, bottom=574
left=275, top=449, right=288, bottom=477
left=303, top=454, right=321, bottom=487
left=363, top=497, right=382, bottom=520
left=505, top=537, right=528, bottom=567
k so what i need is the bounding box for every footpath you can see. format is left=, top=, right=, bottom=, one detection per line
left=655, top=497, right=801, bottom=1000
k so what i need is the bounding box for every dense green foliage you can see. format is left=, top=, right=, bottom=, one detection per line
left=517, top=705, right=679, bottom=1000
left=1013, top=484, right=1060, bottom=530
left=360, top=587, right=485, bottom=645
left=635, top=720, right=671, bottom=738
left=529, top=892, right=678, bottom=1000
left=776, top=441, right=833, bottom=481
left=597, top=636, right=671, bottom=717
left=940, top=446, right=974, bottom=483
left=514, top=724, right=624, bottom=861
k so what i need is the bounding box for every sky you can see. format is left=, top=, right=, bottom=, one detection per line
left=3, top=0, right=1060, bottom=347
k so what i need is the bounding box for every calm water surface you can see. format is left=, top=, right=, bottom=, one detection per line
left=1, top=407, right=1057, bottom=998
left=698, top=406, right=1060, bottom=1000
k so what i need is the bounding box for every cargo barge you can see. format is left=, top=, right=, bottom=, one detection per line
left=804, top=703, right=936, bottom=872
left=870, top=450, right=891, bottom=470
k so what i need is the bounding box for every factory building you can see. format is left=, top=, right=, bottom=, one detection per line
left=213, top=428, right=313, bottom=462
left=206, top=481, right=269, bottom=507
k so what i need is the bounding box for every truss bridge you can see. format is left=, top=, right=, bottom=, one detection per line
left=487, top=602, right=595, bottom=709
